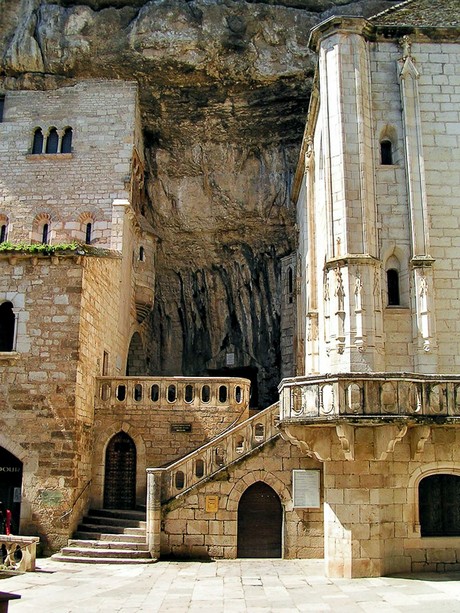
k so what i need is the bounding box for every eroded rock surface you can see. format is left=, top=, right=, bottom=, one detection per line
left=0, top=0, right=398, bottom=406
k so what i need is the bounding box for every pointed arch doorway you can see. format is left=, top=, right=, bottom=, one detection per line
left=103, top=432, right=136, bottom=509
left=237, top=481, right=282, bottom=558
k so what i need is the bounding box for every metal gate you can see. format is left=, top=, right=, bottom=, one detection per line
left=237, top=481, right=282, bottom=558
left=103, top=432, right=136, bottom=509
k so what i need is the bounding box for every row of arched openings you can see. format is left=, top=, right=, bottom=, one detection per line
left=0, top=220, right=94, bottom=246
left=32, top=127, right=73, bottom=155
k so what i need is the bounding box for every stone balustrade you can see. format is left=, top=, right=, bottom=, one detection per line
left=279, top=373, right=460, bottom=421
left=96, top=376, right=250, bottom=411
left=0, top=536, right=39, bottom=572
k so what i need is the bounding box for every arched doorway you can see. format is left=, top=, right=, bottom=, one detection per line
left=103, top=432, right=136, bottom=510
left=237, top=481, right=282, bottom=558
left=0, top=447, right=23, bottom=533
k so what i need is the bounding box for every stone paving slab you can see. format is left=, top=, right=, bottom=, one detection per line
left=1, top=558, right=460, bottom=612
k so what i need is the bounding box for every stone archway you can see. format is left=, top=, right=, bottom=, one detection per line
left=103, top=432, right=136, bottom=510
left=0, top=447, right=23, bottom=533
left=237, top=481, right=282, bottom=558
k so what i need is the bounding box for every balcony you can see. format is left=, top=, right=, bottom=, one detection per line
left=95, top=376, right=251, bottom=411
left=279, top=373, right=460, bottom=423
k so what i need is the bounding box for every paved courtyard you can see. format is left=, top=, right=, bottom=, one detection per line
left=2, top=558, right=460, bottom=612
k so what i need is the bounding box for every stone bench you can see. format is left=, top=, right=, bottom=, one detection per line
left=0, top=535, right=39, bottom=572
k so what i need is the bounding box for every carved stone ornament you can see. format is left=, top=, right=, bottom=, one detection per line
left=399, top=35, right=412, bottom=60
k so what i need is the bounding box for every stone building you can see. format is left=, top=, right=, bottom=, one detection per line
left=1, top=0, right=460, bottom=578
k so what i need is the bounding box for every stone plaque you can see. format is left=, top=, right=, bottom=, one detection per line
left=205, top=495, right=219, bottom=513
left=292, top=469, right=320, bottom=508
left=171, top=423, right=192, bottom=433
left=226, top=352, right=235, bottom=366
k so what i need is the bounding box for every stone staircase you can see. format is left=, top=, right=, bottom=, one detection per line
left=52, top=508, right=155, bottom=564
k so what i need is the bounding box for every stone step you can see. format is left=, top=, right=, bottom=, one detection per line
left=68, top=539, right=149, bottom=551
left=87, top=508, right=146, bottom=522
left=72, top=531, right=146, bottom=543
left=80, top=514, right=146, bottom=529
left=54, top=508, right=151, bottom=565
left=76, top=523, right=146, bottom=536
left=60, top=546, right=150, bottom=559
left=51, top=554, right=155, bottom=565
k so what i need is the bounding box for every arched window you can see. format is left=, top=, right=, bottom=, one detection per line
left=85, top=223, right=92, bottom=245
left=0, top=302, right=15, bottom=351
left=61, top=127, right=72, bottom=153
left=201, top=385, right=210, bottom=403
left=175, top=471, right=185, bottom=490
left=419, top=474, right=460, bottom=536
left=195, top=459, right=205, bottom=478
left=185, top=384, right=194, bottom=403
left=218, top=385, right=227, bottom=403
left=387, top=269, right=400, bottom=306
left=167, top=384, right=177, bottom=403
left=151, top=384, right=159, bottom=402
left=139, top=246, right=145, bottom=261
left=0, top=224, right=7, bottom=243
left=45, top=128, right=59, bottom=154
left=42, top=223, right=49, bottom=244
left=32, top=128, right=44, bottom=154
left=380, top=139, right=393, bottom=165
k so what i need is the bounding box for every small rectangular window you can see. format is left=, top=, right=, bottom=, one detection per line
left=102, top=350, right=109, bottom=375
left=0, top=96, right=5, bottom=122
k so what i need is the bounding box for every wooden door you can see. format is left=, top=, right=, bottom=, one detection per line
left=104, top=432, right=136, bottom=509
left=237, top=482, right=282, bottom=558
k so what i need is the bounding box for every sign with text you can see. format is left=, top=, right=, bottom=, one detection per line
left=292, top=469, right=320, bottom=508
left=170, top=423, right=192, bottom=433
left=205, top=495, right=219, bottom=513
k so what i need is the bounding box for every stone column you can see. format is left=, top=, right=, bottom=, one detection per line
left=146, top=468, right=164, bottom=559
left=398, top=38, right=437, bottom=371
left=322, top=424, right=412, bottom=578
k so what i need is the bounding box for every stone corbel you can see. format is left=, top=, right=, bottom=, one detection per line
left=335, top=424, right=354, bottom=460
left=374, top=424, right=408, bottom=460
left=410, top=425, right=431, bottom=460
left=280, top=425, right=331, bottom=461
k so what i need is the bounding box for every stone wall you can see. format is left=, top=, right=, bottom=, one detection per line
left=92, top=377, right=250, bottom=507
left=0, top=254, right=85, bottom=550
left=0, top=80, right=138, bottom=247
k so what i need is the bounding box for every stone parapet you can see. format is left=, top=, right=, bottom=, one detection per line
left=95, top=376, right=251, bottom=412
left=279, top=373, right=460, bottom=421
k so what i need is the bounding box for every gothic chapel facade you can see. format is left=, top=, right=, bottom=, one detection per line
left=1, top=0, right=460, bottom=578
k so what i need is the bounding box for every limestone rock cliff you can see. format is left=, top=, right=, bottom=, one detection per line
left=0, top=0, right=397, bottom=406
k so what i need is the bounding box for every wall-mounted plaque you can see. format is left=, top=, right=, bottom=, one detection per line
left=292, top=469, right=320, bottom=508
left=205, top=495, right=219, bottom=513
left=171, top=423, right=192, bottom=433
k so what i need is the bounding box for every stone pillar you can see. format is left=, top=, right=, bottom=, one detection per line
left=323, top=428, right=412, bottom=578
left=398, top=38, right=437, bottom=372
left=146, top=468, right=164, bottom=559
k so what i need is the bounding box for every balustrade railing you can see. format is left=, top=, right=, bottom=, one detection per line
left=95, top=376, right=250, bottom=411
left=279, top=373, right=460, bottom=421
left=148, top=401, right=280, bottom=503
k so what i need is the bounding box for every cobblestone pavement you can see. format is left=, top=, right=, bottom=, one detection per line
left=2, top=558, right=460, bottom=613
